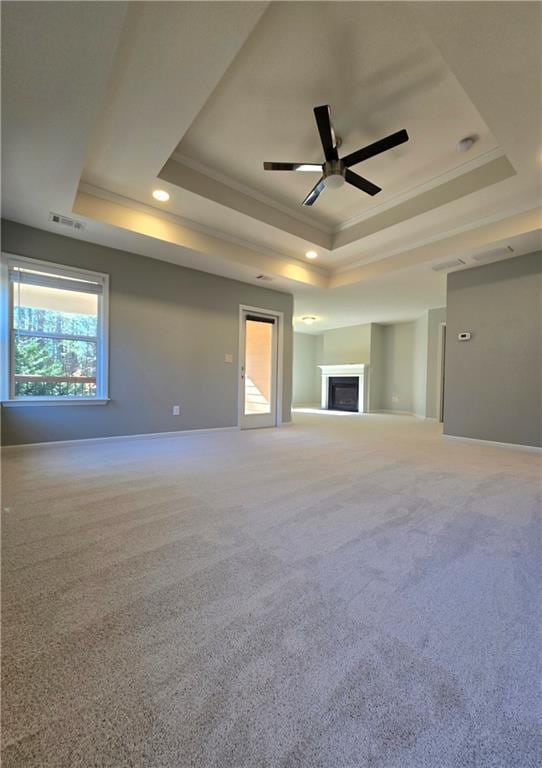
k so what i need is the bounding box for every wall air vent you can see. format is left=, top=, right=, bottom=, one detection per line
left=256, top=274, right=272, bottom=281
left=431, top=258, right=466, bottom=272
left=49, top=212, right=85, bottom=231
left=472, top=246, right=514, bottom=263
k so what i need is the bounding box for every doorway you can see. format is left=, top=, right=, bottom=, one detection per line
left=437, top=323, right=447, bottom=423
left=239, top=306, right=282, bottom=429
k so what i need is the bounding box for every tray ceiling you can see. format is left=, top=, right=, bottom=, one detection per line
left=174, top=2, right=500, bottom=229
left=2, top=1, right=541, bottom=332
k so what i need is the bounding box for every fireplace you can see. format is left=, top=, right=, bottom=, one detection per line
left=328, top=376, right=359, bottom=412
left=319, top=364, right=366, bottom=413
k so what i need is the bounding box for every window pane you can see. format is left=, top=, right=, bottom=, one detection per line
left=14, top=336, right=97, bottom=398
left=13, top=283, right=97, bottom=336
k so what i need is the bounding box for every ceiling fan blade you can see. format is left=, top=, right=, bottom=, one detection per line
left=342, top=129, right=409, bottom=168
left=302, top=177, right=326, bottom=206
left=345, top=169, right=381, bottom=196
left=263, top=162, right=322, bottom=172
left=313, top=105, right=339, bottom=162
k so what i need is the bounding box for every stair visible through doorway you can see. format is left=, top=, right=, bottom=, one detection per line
left=244, top=375, right=271, bottom=414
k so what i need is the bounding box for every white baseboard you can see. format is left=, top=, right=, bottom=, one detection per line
left=1, top=425, right=240, bottom=452
left=370, top=410, right=439, bottom=421
left=292, top=404, right=320, bottom=409
left=443, top=433, right=542, bottom=453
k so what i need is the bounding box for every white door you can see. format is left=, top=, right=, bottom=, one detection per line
left=239, top=310, right=278, bottom=429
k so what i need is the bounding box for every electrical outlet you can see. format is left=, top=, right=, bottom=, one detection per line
left=224, top=353, right=233, bottom=364
left=172, top=405, right=180, bottom=416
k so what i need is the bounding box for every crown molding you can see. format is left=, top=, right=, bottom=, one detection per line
left=168, top=147, right=513, bottom=259
left=335, top=146, right=504, bottom=232
left=170, top=151, right=333, bottom=235
left=78, top=182, right=330, bottom=277
left=331, top=201, right=541, bottom=276
left=171, top=146, right=505, bottom=241
left=332, top=154, right=516, bottom=252
left=74, top=186, right=329, bottom=289
left=161, top=156, right=332, bottom=250
left=330, top=207, right=542, bottom=289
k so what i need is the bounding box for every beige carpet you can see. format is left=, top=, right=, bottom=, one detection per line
left=1, top=412, right=541, bottom=767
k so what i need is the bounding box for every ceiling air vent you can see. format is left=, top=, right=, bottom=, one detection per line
left=49, top=212, right=85, bottom=231
left=432, top=258, right=466, bottom=272
left=472, top=246, right=514, bottom=263
left=256, top=274, right=272, bottom=281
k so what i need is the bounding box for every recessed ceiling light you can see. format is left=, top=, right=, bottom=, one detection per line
left=305, top=250, right=318, bottom=259
left=301, top=316, right=317, bottom=325
left=152, top=189, right=170, bottom=202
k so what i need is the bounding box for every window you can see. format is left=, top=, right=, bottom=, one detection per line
left=1, top=254, right=109, bottom=403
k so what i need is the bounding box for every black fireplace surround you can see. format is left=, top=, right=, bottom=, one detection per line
left=328, top=376, right=359, bottom=412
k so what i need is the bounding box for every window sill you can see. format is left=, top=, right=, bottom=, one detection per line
left=1, top=398, right=110, bottom=407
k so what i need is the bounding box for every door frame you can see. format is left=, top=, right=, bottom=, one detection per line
left=436, top=322, right=446, bottom=423
left=238, top=304, right=284, bottom=428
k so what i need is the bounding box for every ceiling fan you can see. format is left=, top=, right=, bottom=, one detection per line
left=263, top=105, right=409, bottom=206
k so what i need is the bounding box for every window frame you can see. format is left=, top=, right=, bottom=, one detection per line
left=1, top=253, right=110, bottom=405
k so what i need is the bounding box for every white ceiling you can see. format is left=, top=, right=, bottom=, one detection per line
left=2, top=1, right=541, bottom=333
left=295, top=228, right=542, bottom=333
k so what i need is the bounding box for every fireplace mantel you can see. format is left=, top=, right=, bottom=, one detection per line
left=318, top=364, right=367, bottom=413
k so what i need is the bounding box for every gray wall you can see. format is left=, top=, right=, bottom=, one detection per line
left=444, top=251, right=541, bottom=447
left=321, top=318, right=435, bottom=416
left=319, top=323, right=371, bottom=365
left=1, top=220, right=294, bottom=445
left=292, top=333, right=320, bottom=405
left=381, top=322, right=415, bottom=413
left=369, top=317, right=433, bottom=417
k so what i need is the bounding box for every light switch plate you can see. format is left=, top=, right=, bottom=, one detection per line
left=224, top=354, right=233, bottom=363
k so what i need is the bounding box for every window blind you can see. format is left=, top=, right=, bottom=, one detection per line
left=9, top=268, right=104, bottom=295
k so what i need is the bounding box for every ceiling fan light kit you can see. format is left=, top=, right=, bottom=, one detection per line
left=263, top=104, right=409, bottom=206
left=323, top=170, right=345, bottom=189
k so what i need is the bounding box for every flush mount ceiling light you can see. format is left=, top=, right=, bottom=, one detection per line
left=305, top=250, right=318, bottom=259
left=457, top=135, right=477, bottom=153
left=152, top=189, right=170, bottom=202
left=301, top=316, right=317, bottom=325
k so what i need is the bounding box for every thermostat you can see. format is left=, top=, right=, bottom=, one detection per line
left=458, top=332, right=472, bottom=341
